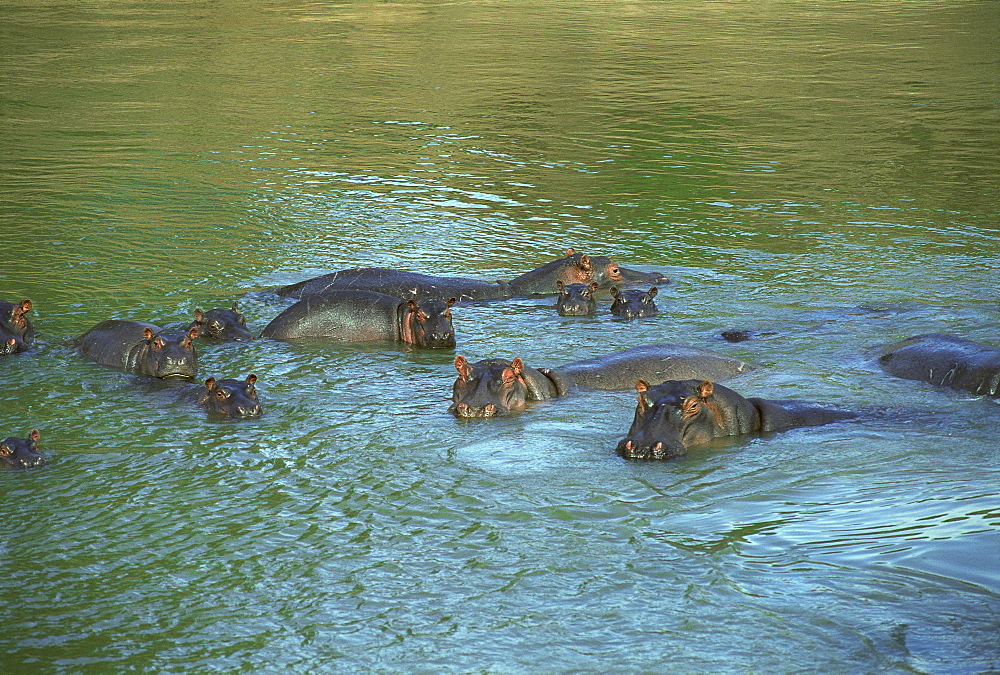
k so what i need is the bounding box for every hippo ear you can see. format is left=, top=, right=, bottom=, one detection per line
left=187, top=326, right=199, bottom=340
left=204, top=377, right=217, bottom=391
left=579, top=254, right=592, bottom=270
left=510, top=357, right=525, bottom=376
left=21, top=299, right=32, bottom=313
left=590, top=282, right=599, bottom=292
left=246, top=373, right=257, bottom=385
left=610, top=287, right=620, bottom=298
left=647, top=287, right=658, bottom=299
left=557, top=280, right=565, bottom=292
left=194, top=309, right=205, bottom=322
left=565, top=248, right=575, bottom=257
left=446, top=297, right=456, bottom=308
left=0, top=444, right=9, bottom=457
left=454, top=355, right=471, bottom=379
left=29, top=429, right=39, bottom=442
left=636, top=379, right=649, bottom=394
left=697, top=381, right=714, bottom=399
left=230, top=302, right=239, bottom=312
left=407, top=298, right=419, bottom=312
left=143, top=327, right=155, bottom=341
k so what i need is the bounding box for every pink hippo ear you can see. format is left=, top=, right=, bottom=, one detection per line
left=187, top=326, right=199, bottom=340
left=246, top=373, right=257, bottom=385
left=509, top=357, right=525, bottom=376
left=20, top=299, right=32, bottom=313
left=204, top=377, right=217, bottom=391
left=557, top=280, right=566, bottom=293
left=578, top=255, right=592, bottom=271
left=143, top=327, right=155, bottom=341
left=29, top=429, right=40, bottom=442
left=0, top=444, right=9, bottom=457
left=194, top=309, right=205, bottom=323
left=454, top=355, right=472, bottom=380
left=636, top=379, right=649, bottom=394
left=565, top=248, right=575, bottom=257
left=697, top=381, right=714, bottom=399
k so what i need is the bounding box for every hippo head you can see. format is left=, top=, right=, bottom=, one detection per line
left=450, top=356, right=536, bottom=418
left=0, top=430, right=44, bottom=469
left=616, top=380, right=728, bottom=460
left=403, top=297, right=456, bottom=348
left=189, top=302, right=253, bottom=342
left=610, top=286, right=658, bottom=319
left=198, top=374, right=262, bottom=418
left=142, top=326, right=199, bottom=379
left=0, top=299, right=35, bottom=354
left=556, top=281, right=599, bottom=316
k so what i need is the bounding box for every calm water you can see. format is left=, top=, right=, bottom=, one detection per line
left=3, top=1, right=999, bottom=672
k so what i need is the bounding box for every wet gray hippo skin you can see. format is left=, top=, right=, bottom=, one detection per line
left=75, top=320, right=199, bottom=379
left=0, top=298, right=35, bottom=355
left=198, top=374, right=262, bottom=418
left=1, top=429, right=44, bottom=469
left=450, top=344, right=753, bottom=418
left=261, top=290, right=456, bottom=348
left=878, top=333, right=1000, bottom=396
left=556, top=281, right=598, bottom=316
left=610, top=286, right=658, bottom=319
left=617, top=379, right=855, bottom=460
left=275, top=249, right=668, bottom=302
left=188, top=302, right=253, bottom=342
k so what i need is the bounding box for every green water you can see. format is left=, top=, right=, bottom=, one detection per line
left=3, top=1, right=999, bottom=672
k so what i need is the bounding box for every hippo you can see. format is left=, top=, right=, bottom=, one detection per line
left=75, top=320, right=199, bottom=379
left=610, top=286, right=658, bottom=319
left=449, top=344, right=753, bottom=418
left=198, top=374, right=262, bottom=418
left=261, top=290, right=456, bottom=348
left=0, top=299, right=35, bottom=355
left=188, top=302, right=253, bottom=342
left=878, top=333, right=1000, bottom=397
left=616, top=379, right=855, bottom=460
left=556, top=281, right=599, bottom=316
left=1, top=429, right=44, bottom=469
left=274, top=249, right=668, bottom=302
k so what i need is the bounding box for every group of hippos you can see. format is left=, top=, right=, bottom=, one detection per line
left=3, top=249, right=999, bottom=469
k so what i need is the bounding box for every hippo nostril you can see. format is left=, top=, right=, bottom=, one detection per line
left=485, top=404, right=496, bottom=414
left=625, top=440, right=633, bottom=451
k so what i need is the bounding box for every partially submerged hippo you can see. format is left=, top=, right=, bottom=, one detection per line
left=878, top=333, right=1000, bottom=397
left=0, top=299, right=35, bottom=355
left=616, top=379, right=855, bottom=460
left=262, top=290, right=456, bottom=348
left=75, top=320, right=199, bottom=379
left=275, top=249, right=668, bottom=302
left=556, top=281, right=598, bottom=316
left=610, top=286, right=658, bottom=319
left=199, top=374, right=262, bottom=418
left=450, top=344, right=753, bottom=418
left=1, top=429, right=44, bottom=469
left=188, top=302, right=253, bottom=342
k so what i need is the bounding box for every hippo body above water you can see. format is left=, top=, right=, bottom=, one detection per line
left=0, top=429, right=43, bottom=469
left=0, top=299, right=35, bottom=355
left=616, top=379, right=855, bottom=460
left=261, top=290, right=456, bottom=348
left=188, top=302, right=253, bottom=342
left=450, top=344, right=753, bottom=418
left=878, top=333, right=1000, bottom=397
left=75, top=320, right=199, bottom=379
left=198, top=374, right=262, bottom=418
left=610, top=286, right=658, bottom=319
left=556, top=281, right=598, bottom=316
left=275, top=250, right=668, bottom=302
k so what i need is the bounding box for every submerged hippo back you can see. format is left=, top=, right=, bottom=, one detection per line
left=276, top=268, right=510, bottom=303
left=76, top=320, right=198, bottom=379
left=879, top=333, right=1000, bottom=396
left=262, top=291, right=402, bottom=341
left=555, top=344, right=753, bottom=391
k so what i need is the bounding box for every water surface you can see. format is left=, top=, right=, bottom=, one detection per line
left=2, top=1, right=998, bottom=672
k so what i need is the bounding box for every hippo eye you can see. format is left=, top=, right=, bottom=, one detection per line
left=210, top=320, right=223, bottom=332
left=152, top=338, right=165, bottom=351
left=216, top=390, right=228, bottom=401
left=681, top=397, right=700, bottom=418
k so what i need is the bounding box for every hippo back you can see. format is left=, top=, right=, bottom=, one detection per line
left=262, top=290, right=402, bottom=341
left=879, top=333, right=1000, bottom=396
left=276, top=268, right=510, bottom=303
left=555, top=344, right=753, bottom=391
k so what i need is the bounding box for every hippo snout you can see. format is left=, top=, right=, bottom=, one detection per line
left=616, top=437, right=685, bottom=460
left=452, top=402, right=500, bottom=418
